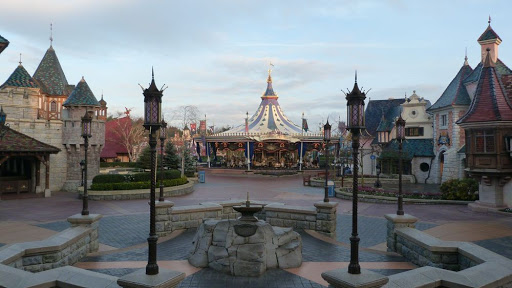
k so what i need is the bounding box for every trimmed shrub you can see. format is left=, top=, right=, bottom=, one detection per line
left=92, top=174, right=128, bottom=184
left=100, top=162, right=139, bottom=168
left=131, top=170, right=181, bottom=182
left=90, top=177, right=188, bottom=191
left=440, top=178, right=479, bottom=201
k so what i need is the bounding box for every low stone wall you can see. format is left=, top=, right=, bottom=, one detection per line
left=384, top=214, right=512, bottom=287
left=0, top=265, right=121, bottom=288
left=82, top=180, right=194, bottom=200
left=156, top=200, right=338, bottom=237
left=0, top=214, right=101, bottom=273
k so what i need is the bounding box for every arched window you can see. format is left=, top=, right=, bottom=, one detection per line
left=50, top=101, right=57, bottom=112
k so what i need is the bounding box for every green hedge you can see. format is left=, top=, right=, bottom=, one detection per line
left=90, top=177, right=188, bottom=191
left=100, top=162, right=140, bottom=168
left=440, top=178, right=479, bottom=201
left=92, top=174, right=128, bottom=184
left=131, top=170, right=181, bottom=182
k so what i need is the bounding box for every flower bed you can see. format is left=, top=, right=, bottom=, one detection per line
left=342, top=186, right=442, bottom=200
left=90, top=177, right=188, bottom=191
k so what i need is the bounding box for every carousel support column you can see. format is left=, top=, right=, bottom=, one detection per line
left=44, top=155, right=51, bottom=197
left=246, top=141, right=251, bottom=171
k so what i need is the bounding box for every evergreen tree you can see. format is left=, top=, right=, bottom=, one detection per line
left=163, top=141, right=180, bottom=169
left=137, top=146, right=152, bottom=169
left=183, top=148, right=196, bottom=177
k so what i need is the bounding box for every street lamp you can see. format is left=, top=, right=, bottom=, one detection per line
left=395, top=114, right=406, bottom=216
left=142, top=68, right=163, bottom=276
left=79, top=160, right=85, bottom=187
left=374, top=163, right=382, bottom=188
left=159, top=120, right=167, bottom=202
left=81, top=110, right=92, bottom=216
left=345, top=72, right=366, bottom=275
left=323, top=120, right=331, bottom=202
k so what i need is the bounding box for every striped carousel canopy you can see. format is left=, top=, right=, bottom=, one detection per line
left=220, top=69, right=302, bottom=135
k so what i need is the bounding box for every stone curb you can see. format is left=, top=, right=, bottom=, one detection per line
left=80, top=180, right=194, bottom=200
left=335, top=189, right=472, bottom=205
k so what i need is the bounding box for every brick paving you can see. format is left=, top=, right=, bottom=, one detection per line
left=2, top=171, right=512, bottom=287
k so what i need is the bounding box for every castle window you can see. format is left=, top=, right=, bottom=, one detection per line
left=440, top=114, right=448, bottom=128
left=475, top=130, right=495, bottom=153
left=405, top=127, right=424, bottom=137
left=50, top=101, right=57, bottom=112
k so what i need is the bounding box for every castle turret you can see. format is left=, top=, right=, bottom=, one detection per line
left=478, top=16, right=502, bottom=64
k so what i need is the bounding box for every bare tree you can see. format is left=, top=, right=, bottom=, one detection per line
left=109, top=109, right=147, bottom=162
left=168, top=105, right=200, bottom=129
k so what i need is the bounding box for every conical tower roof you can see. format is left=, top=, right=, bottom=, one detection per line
left=1, top=64, right=38, bottom=88
left=220, top=71, right=302, bottom=135
left=33, top=45, right=71, bottom=95
left=428, top=57, right=473, bottom=111
left=457, top=50, right=512, bottom=124
left=63, top=77, right=100, bottom=107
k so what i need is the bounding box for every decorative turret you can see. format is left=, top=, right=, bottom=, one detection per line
left=63, top=77, right=100, bottom=107
left=1, top=59, right=39, bottom=89
left=97, top=93, right=108, bottom=121
left=478, top=16, right=502, bottom=64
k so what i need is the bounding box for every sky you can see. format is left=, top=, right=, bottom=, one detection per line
left=0, top=0, right=511, bottom=132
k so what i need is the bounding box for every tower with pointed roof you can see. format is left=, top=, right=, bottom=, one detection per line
left=457, top=48, right=512, bottom=210
left=0, top=31, right=106, bottom=194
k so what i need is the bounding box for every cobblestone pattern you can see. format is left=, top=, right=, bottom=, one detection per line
left=395, top=234, right=462, bottom=271
left=2, top=224, right=99, bottom=273
left=156, top=201, right=337, bottom=237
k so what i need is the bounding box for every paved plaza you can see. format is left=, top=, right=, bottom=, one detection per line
left=1, top=171, right=512, bottom=287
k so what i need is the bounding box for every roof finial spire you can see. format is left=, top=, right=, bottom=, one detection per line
left=19, top=53, right=22, bottom=66
left=464, top=47, right=469, bottom=66
left=49, top=23, right=53, bottom=47
left=355, top=70, right=357, bottom=83
left=152, top=66, right=154, bottom=80
left=488, top=15, right=491, bottom=25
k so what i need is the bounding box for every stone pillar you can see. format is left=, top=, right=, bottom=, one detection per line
left=384, top=214, right=417, bottom=252
left=67, top=213, right=102, bottom=253
left=156, top=200, right=174, bottom=237
left=468, top=175, right=511, bottom=211
left=314, top=201, right=338, bottom=237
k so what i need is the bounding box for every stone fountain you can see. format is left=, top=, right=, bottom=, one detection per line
left=188, top=193, right=302, bottom=276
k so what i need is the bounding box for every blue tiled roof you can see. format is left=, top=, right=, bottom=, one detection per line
left=33, top=46, right=72, bottom=96
left=1, top=65, right=38, bottom=88
left=0, top=34, right=8, bottom=54
left=379, top=139, right=434, bottom=159
left=63, top=77, right=100, bottom=107
left=496, top=59, right=512, bottom=76
left=365, top=99, right=406, bottom=135
left=428, top=64, right=473, bottom=111
left=463, top=62, right=482, bottom=84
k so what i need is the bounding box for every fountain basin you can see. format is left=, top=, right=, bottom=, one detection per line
left=188, top=219, right=302, bottom=277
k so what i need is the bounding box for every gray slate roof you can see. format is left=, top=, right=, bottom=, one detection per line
left=365, top=99, right=406, bottom=136
left=33, top=46, right=73, bottom=96
left=428, top=64, right=473, bottom=111
left=63, top=77, right=100, bottom=107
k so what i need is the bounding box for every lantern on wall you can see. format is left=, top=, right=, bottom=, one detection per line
left=143, top=69, right=163, bottom=132
left=395, top=115, right=406, bottom=143
left=81, top=110, right=92, bottom=138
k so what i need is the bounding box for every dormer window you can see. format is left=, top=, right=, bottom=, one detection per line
left=440, top=114, right=448, bottom=128
left=475, top=130, right=495, bottom=153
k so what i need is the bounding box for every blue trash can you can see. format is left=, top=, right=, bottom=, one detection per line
left=327, top=180, right=335, bottom=197
left=199, top=171, right=206, bottom=183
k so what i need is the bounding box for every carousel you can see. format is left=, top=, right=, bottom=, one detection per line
left=196, top=68, right=339, bottom=170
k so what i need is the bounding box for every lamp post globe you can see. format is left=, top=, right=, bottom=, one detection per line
left=142, top=68, right=163, bottom=276
left=395, top=114, right=406, bottom=216
left=345, top=72, right=366, bottom=275
left=81, top=110, right=93, bottom=216
left=323, top=120, right=331, bottom=202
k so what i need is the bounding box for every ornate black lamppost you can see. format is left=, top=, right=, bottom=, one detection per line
left=345, top=73, right=366, bottom=275
left=142, top=69, right=163, bottom=275
left=395, top=114, right=406, bottom=216
left=81, top=110, right=92, bottom=216
left=80, top=160, right=85, bottom=187
left=323, top=120, right=331, bottom=202
left=374, top=163, right=382, bottom=188
left=159, top=120, right=167, bottom=202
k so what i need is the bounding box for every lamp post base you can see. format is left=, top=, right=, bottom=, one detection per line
left=118, top=268, right=185, bottom=288
left=322, top=268, right=388, bottom=288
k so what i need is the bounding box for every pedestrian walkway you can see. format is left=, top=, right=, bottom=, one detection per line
left=1, top=172, right=512, bottom=287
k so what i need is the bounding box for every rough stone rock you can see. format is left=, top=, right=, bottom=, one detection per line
left=188, top=219, right=302, bottom=277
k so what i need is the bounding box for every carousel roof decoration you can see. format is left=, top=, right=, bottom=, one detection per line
left=218, top=65, right=303, bottom=136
